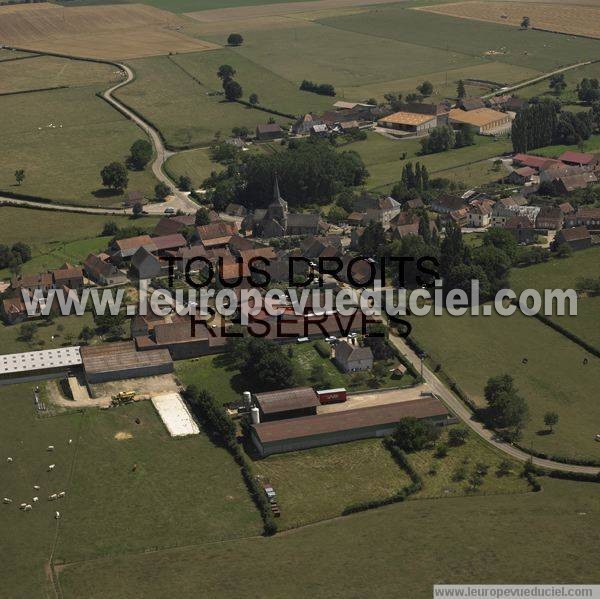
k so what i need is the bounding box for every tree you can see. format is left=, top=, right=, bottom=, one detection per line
left=521, top=16, right=530, bottom=28
left=223, top=79, right=243, bottom=101
left=19, top=322, right=38, bottom=343
left=217, top=64, right=236, bottom=82
left=227, top=33, right=244, bottom=46
left=178, top=175, right=193, bottom=191
left=454, top=123, right=475, bottom=148
left=548, top=74, right=566, bottom=95
left=511, top=100, right=558, bottom=153
left=484, top=374, right=529, bottom=433
left=310, top=362, right=331, bottom=389
left=577, top=78, right=600, bottom=104
left=483, top=227, right=518, bottom=263
left=128, top=139, right=152, bottom=170
left=155, top=182, right=171, bottom=201
left=100, top=162, right=128, bottom=191
left=448, top=427, right=468, bottom=446
left=195, top=207, right=210, bottom=226
left=417, top=80, right=433, bottom=97
left=456, top=79, right=466, bottom=99
left=95, top=313, right=125, bottom=340
left=102, top=221, right=119, bottom=236
left=555, top=242, right=573, bottom=258
left=132, top=202, right=144, bottom=218
left=249, top=93, right=259, bottom=105
left=14, top=169, right=25, bottom=186
left=11, top=242, right=31, bottom=264
left=79, top=326, right=95, bottom=344
left=420, top=125, right=456, bottom=154
left=496, top=459, right=512, bottom=477
left=393, top=417, right=441, bottom=452
left=544, top=411, right=559, bottom=433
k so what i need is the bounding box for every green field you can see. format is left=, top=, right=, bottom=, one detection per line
left=529, top=135, right=600, bottom=160
left=252, top=438, right=411, bottom=530
left=165, top=147, right=225, bottom=187
left=0, top=84, right=158, bottom=207
left=115, top=55, right=294, bottom=148
left=409, top=308, right=600, bottom=461
left=56, top=478, right=600, bottom=598
left=0, top=384, right=262, bottom=596
left=0, top=206, right=159, bottom=278
left=318, top=7, right=600, bottom=73
left=0, top=55, right=118, bottom=95
left=344, top=132, right=511, bottom=189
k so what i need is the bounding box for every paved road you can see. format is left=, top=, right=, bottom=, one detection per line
left=0, top=195, right=129, bottom=215
left=102, top=63, right=199, bottom=215
left=388, top=332, right=600, bottom=475
left=482, top=60, right=594, bottom=99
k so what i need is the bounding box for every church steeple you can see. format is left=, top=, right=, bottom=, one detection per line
left=273, top=174, right=282, bottom=202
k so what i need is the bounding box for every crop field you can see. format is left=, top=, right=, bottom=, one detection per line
left=408, top=308, right=600, bottom=461
left=0, top=54, right=119, bottom=94
left=251, top=438, right=411, bottom=530
left=115, top=55, right=293, bottom=148
left=0, top=384, right=261, bottom=596
left=419, top=2, right=600, bottom=40
left=0, top=85, right=158, bottom=207
left=56, top=478, right=600, bottom=598
left=0, top=3, right=219, bottom=60
left=344, top=132, right=511, bottom=190
left=317, top=5, right=600, bottom=72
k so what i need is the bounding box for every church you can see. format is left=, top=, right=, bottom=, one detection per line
left=242, top=178, right=320, bottom=238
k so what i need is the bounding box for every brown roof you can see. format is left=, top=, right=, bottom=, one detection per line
left=256, top=123, right=282, bottom=134
left=558, top=202, right=574, bottom=215
left=151, top=233, right=187, bottom=252
left=378, top=111, right=436, bottom=126
left=114, top=235, right=154, bottom=252
left=81, top=341, right=172, bottom=375
left=84, top=253, right=121, bottom=279
left=196, top=221, right=237, bottom=242
left=513, top=154, right=560, bottom=170
left=505, top=215, right=533, bottom=229
left=449, top=107, right=509, bottom=127
left=52, top=266, right=83, bottom=282
left=559, top=150, right=596, bottom=166
left=253, top=397, right=450, bottom=443
left=254, top=387, right=320, bottom=415
left=560, top=226, right=591, bottom=242
left=12, top=272, right=53, bottom=288
left=557, top=173, right=597, bottom=192
left=153, top=216, right=195, bottom=237
left=238, top=247, right=277, bottom=263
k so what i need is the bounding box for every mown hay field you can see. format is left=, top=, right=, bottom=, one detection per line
left=418, top=1, right=600, bottom=40
left=0, top=3, right=218, bottom=59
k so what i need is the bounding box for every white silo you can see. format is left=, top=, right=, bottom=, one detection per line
left=250, top=407, right=260, bottom=424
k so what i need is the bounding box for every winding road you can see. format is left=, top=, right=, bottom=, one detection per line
left=388, top=332, right=600, bottom=475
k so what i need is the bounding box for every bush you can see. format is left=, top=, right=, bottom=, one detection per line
left=314, top=340, right=332, bottom=358
left=393, top=417, right=441, bottom=453
left=448, top=427, right=469, bottom=446
left=435, top=443, right=448, bottom=458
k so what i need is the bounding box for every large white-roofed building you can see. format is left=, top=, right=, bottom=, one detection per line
left=0, top=346, right=82, bottom=386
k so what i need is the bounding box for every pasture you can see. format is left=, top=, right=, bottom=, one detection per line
left=0, top=84, right=159, bottom=207
left=0, top=384, right=261, bottom=597
left=56, top=478, right=600, bottom=598
left=344, top=132, right=511, bottom=190
left=408, top=308, right=600, bottom=461
left=0, top=54, right=119, bottom=94
left=419, top=2, right=600, bottom=40
left=115, top=54, right=293, bottom=148
left=0, top=3, right=218, bottom=60
left=164, top=148, right=225, bottom=186
left=252, top=439, right=411, bottom=530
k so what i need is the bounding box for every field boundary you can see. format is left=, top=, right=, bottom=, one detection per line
left=0, top=85, right=69, bottom=97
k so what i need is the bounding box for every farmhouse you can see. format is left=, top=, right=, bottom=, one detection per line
left=505, top=215, right=536, bottom=244
left=467, top=202, right=493, bottom=228
left=251, top=396, right=454, bottom=457
left=52, top=264, right=84, bottom=291
left=195, top=221, right=237, bottom=249
left=334, top=341, right=373, bottom=373
left=153, top=215, right=195, bottom=237
left=81, top=341, right=173, bottom=384
left=554, top=172, right=598, bottom=194
left=512, top=153, right=559, bottom=171
left=505, top=166, right=536, bottom=186
left=84, top=254, right=128, bottom=286
left=565, top=207, right=600, bottom=231
left=535, top=207, right=563, bottom=231
left=131, top=247, right=164, bottom=280
left=448, top=107, right=511, bottom=134
left=253, top=387, right=320, bottom=422
left=553, top=226, right=592, bottom=251
left=429, top=194, right=465, bottom=214
left=256, top=123, right=283, bottom=140
left=111, top=235, right=156, bottom=261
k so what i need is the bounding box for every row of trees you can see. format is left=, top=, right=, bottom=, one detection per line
left=217, top=64, right=243, bottom=101
left=0, top=242, right=32, bottom=274
left=299, top=80, right=336, bottom=96
left=511, top=98, right=593, bottom=153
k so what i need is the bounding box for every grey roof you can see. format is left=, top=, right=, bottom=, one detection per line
left=0, top=347, right=82, bottom=375
left=287, top=213, right=320, bottom=228
left=335, top=341, right=373, bottom=363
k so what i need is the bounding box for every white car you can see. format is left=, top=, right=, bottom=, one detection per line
left=164, top=207, right=175, bottom=215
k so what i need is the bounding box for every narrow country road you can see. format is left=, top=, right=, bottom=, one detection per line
left=388, top=332, right=600, bottom=475
left=482, top=60, right=594, bottom=99
left=102, top=63, right=199, bottom=215
left=0, top=196, right=128, bottom=215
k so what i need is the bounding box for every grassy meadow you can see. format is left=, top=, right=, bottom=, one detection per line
left=0, top=84, right=158, bottom=207
left=56, top=478, right=600, bottom=598
left=0, top=384, right=262, bottom=597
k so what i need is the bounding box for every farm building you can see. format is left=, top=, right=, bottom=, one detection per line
left=251, top=397, right=454, bottom=456
left=553, top=226, right=592, bottom=251
left=256, top=123, right=283, bottom=140
left=84, top=253, right=128, bottom=286
left=334, top=341, right=373, bottom=372
left=448, top=107, right=511, bottom=134
left=253, top=387, right=320, bottom=422
left=377, top=111, right=436, bottom=133
left=81, top=341, right=173, bottom=384
left=0, top=346, right=82, bottom=386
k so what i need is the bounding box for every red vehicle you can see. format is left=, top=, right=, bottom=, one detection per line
left=316, top=388, right=347, bottom=405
